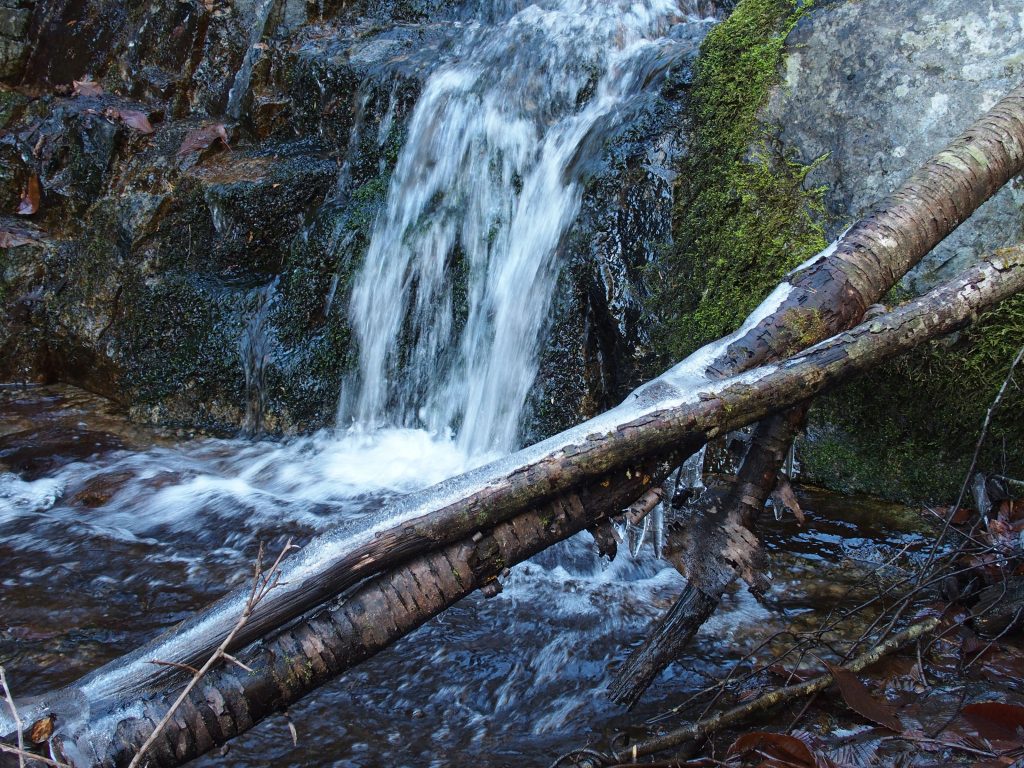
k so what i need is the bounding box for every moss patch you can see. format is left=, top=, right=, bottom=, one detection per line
left=801, top=293, right=1024, bottom=502
left=653, top=0, right=826, bottom=361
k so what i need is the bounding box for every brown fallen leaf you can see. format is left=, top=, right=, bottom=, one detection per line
left=824, top=659, right=902, bottom=732
left=177, top=123, right=230, bottom=156
left=772, top=475, right=805, bottom=524
left=29, top=713, right=55, bottom=744
left=72, top=78, right=103, bottom=97
left=728, top=731, right=822, bottom=767
left=105, top=107, right=155, bottom=134
left=16, top=174, right=41, bottom=215
left=960, top=701, right=1024, bottom=749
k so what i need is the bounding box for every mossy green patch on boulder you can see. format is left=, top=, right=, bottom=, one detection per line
left=801, top=293, right=1024, bottom=502
left=652, top=0, right=826, bottom=363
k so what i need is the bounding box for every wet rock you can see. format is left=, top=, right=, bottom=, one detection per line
left=0, top=0, right=32, bottom=82
left=0, top=424, right=126, bottom=478
left=526, top=26, right=707, bottom=441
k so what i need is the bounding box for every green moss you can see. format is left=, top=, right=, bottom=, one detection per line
left=653, top=0, right=826, bottom=361
left=802, top=293, right=1024, bottom=502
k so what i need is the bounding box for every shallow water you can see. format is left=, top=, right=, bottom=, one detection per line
left=6, top=384, right=1017, bottom=766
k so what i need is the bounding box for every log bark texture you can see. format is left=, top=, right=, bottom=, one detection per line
left=31, top=245, right=1024, bottom=767
left=3, top=79, right=1023, bottom=767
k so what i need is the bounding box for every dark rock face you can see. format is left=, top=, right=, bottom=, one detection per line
left=528, top=32, right=705, bottom=441
left=0, top=0, right=704, bottom=440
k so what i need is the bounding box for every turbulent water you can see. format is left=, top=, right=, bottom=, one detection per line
left=0, top=386, right=949, bottom=766
left=337, top=0, right=710, bottom=455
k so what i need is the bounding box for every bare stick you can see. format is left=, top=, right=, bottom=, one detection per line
left=146, top=661, right=201, bottom=676
left=624, top=487, right=665, bottom=526
left=0, top=743, right=70, bottom=768
left=127, top=540, right=295, bottom=768
left=621, top=615, right=940, bottom=762
left=0, top=666, right=25, bottom=768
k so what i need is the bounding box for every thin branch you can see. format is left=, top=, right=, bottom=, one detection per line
left=127, top=539, right=295, bottom=768
left=621, top=616, right=940, bottom=762
left=0, top=743, right=70, bottom=768
left=0, top=665, right=25, bottom=768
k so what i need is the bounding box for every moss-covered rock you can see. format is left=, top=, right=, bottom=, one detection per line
left=654, top=0, right=1024, bottom=502
left=763, top=0, right=1024, bottom=501
left=652, top=0, right=826, bottom=363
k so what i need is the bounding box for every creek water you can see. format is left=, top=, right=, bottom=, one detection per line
left=1, top=384, right=982, bottom=767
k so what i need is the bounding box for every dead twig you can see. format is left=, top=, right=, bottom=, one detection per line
left=0, top=743, right=70, bottom=768
left=0, top=665, right=26, bottom=768
left=128, top=539, right=296, bottom=768
left=615, top=616, right=940, bottom=764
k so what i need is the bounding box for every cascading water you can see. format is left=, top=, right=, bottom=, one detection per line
left=338, top=0, right=697, bottom=456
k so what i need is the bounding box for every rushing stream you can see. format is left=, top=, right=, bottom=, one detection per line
left=2, top=384, right=1000, bottom=767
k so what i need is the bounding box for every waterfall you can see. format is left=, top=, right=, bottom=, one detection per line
left=225, top=0, right=275, bottom=119
left=338, top=0, right=701, bottom=456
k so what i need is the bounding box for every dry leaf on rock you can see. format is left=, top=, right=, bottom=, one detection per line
left=177, top=123, right=230, bottom=156
left=28, top=714, right=55, bottom=744
left=16, top=174, right=41, bottom=215
left=72, top=78, right=103, bottom=96
left=105, top=108, right=155, bottom=134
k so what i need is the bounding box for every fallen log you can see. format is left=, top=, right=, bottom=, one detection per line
left=23, top=246, right=1024, bottom=767
left=3, top=78, right=1023, bottom=767
left=608, top=77, right=1024, bottom=705
left=609, top=407, right=808, bottom=707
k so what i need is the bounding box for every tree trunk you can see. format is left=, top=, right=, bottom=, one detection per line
left=26, top=246, right=1024, bottom=767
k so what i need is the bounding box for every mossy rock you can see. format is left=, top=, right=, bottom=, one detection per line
left=801, top=293, right=1024, bottom=502
left=651, top=0, right=826, bottom=363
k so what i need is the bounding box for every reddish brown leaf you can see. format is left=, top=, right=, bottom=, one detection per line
left=107, top=108, right=154, bottom=134
left=948, top=505, right=976, bottom=525
left=961, top=702, right=1024, bottom=746
left=177, top=123, right=230, bottom=156
left=72, top=78, right=103, bottom=97
left=823, top=660, right=902, bottom=732
left=728, top=732, right=819, bottom=767
left=16, top=174, right=40, bottom=215
left=28, top=714, right=55, bottom=744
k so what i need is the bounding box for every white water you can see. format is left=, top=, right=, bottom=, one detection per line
left=338, top=0, right=704, bottom=456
